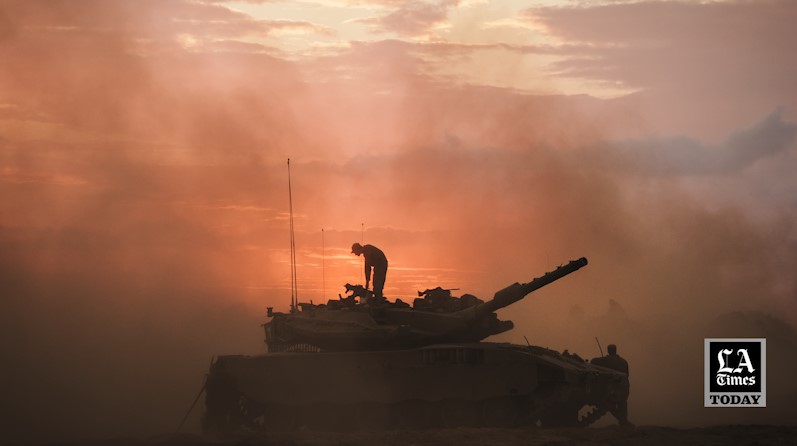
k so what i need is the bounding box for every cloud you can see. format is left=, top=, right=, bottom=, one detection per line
left=523, top=0, right=797, bottom=138
left=355, top=0, right=459, bottom=37
left=0, top=0, right=330, bottom=49
left=610, top=108, right=797, bottom=175
left=0, top=24, right=310, bottom=156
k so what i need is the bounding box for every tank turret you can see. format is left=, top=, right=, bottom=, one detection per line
left=264, top=257, right=588, bottom=352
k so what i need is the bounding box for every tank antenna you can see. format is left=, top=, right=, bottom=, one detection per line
left=322, top=227, right=326, bottom=302
left=595, top=336, right=604, bottom=356
left=361, top=222, right=364, bottom=243
left=288, top=159, right=298, bottom=312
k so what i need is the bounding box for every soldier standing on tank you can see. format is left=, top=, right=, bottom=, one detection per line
left=591, top=344, right=633, bottom=427
left=351, top=242, right=388, bottom=300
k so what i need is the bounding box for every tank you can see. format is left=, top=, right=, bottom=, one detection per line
left=202, top=257, right=630, bottom=432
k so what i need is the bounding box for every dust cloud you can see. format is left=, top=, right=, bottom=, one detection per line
left=1, top=1, right=796, bottom=442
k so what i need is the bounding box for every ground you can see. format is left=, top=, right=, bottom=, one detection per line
left=25, top=426, right=797, bottom=446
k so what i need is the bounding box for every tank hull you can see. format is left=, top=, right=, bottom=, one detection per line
left=203, top=342, right=628, bottom=432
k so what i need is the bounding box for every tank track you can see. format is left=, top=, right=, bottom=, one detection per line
left=203, top=391, right=614, bottom=434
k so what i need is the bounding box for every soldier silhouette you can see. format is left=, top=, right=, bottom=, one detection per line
left=351, top=243, right=388, bottom=300
left=591, top=343, right=633, bottom=427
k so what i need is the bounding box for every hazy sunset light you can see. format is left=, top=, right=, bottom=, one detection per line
left=1, top=0, right=796, bottom=441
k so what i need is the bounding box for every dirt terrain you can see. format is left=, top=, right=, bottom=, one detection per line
left=26, top=426, right=797, bottom=446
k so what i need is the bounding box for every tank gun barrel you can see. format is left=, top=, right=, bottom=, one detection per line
left=471, top=257, right=588, bottom=318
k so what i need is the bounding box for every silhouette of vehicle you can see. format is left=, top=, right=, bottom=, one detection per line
left=202, top=257, right=629, bottom=432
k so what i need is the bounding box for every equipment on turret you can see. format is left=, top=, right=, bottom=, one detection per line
left=263, top=258, right=588, bottom=353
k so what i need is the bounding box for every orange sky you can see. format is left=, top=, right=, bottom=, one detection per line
left=1, top=0, right=797, bottom=440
